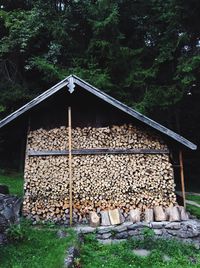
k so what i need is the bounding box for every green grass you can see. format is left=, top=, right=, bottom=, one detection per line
left=0, top=220, right=77, bottom=268
left=187, top=194, right=200, bottom=205
left=0, top=172, right=23, bottom=196
left=187, top=204, right=200, bottom=219
left=80, top=234, right=200, bottom=268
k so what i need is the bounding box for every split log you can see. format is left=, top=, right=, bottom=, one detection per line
left=100, top=211, right=111, bottom=226
left=144, top=208, right=154, bottom=222
left=154, top=206, right=167, bottom=221
left=108, top=209, right=121, bottom=225
left=167, top=206, right=180, bottom=222
left=129, top=209, right=141, bottom=223
left=179, top=206, right=189, bottom=221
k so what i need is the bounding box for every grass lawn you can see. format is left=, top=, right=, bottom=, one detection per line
left=187, top=194, right=200, bottom=205
left=80, top=234, right=200, bottom=268
left=187, top=204, right=200, bottom=219
left=186, top=194, right=200, bottom=219
left=0, top=172, right=23, bottom=196
left=0, top=221, right=77, bottom=268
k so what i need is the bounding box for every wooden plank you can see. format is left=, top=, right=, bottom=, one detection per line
left=28, top=148, right=170, bottom=156
left=179, top=150, right=186, bottom=208
left=68, top=106, right=73, bottom=226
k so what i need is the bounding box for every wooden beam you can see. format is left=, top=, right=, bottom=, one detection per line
left=28, top=148, right=170, bottom=156
left=179, top=150, right=186, bottom=208
left=68, top=106, right=73, bottom=226
left=73, top=75, right=197, bottom=150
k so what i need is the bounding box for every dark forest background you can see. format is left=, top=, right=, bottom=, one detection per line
left=0, top=0, right=199, bottom=190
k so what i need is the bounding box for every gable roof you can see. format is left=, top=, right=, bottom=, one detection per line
left=0, top=74, right=197, bottom=150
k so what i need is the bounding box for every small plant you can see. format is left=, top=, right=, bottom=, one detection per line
left=6, top=223, right=26, bottom=242
left=43, top=220, right=56, bottom=228
left=111, top=229, right=117, bottom=238
left=74, top=257, right=81, bottom=268
left=141, top=227, right=155, bottom=239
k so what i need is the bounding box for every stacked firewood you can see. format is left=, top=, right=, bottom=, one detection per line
left=23, top=124, right=176, bottom=223
left=27, top=124, right=167, bottom=151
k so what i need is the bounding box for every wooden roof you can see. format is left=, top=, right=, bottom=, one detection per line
left=0, top=74, right=197, bottom=150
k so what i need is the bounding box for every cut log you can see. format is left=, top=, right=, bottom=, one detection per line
left=129, top=209, right=141, bottom=223
left=144, top=208, right=154, bottom=222
left=154, top=206, right=167, bottom=221
left=100, top=211, right=111, bottom=226
left=89, top=212, right=100, bottom=227
left=108, top=209, right=121, bottom=225
left=167, top=206, right=180, bottom=222
left=179, top=206, right=189, bottom=221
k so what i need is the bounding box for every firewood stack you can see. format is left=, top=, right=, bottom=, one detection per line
left=23, top=124, right=176, bottom=223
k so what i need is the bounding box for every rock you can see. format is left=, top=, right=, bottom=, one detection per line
left=154, top=206, right=167, bottom=221
left=144, top=208, right=154, bottom=222
left=101, top=232, right=112, bottom=239
left=115, top=225, right=127, bottom=233
left=0, top=233, right=6, bottom=245
left=115, top=231, right=128, bottom=239
left=166, top=230, right=178, bottom=236
left=150, top=222, right=167, bottom=229
left=98, top=226, right=113, bottom=234
left=165, top=222, right=181, bottom=230
left=98, top=239, right=127, bottom=244
left=64, top=246, right=79, bottom=268
left=57, top=230, right=68, bottom=238
left=128, top=230, right=140, bottom=236
left=0, top=215, right=8, bottom=232
left=133, top=249, right=151, bottom=257
left=108, top=209, right=121, bottom=225
left=163, top=255, right=171, bottom=262
left=154, top=229, right=163, bottom=236
left=127, top=222, right=150, bottom=230
left=179, top=206, right=189, bottom=221
left=98, top=239, right=113, bottom=245
left=75, top=226, right=95, bottom=234
left=100, top=211, right=111, bottom=226
left=193, top=242, right=200, bottom=250
left=89, top=212, right=100, bottom=228
left=0, top=185, right=9, bottom=195
left=129, top=209, right=141, bottom=223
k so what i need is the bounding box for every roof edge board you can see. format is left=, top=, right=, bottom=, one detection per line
left=73, top=75, right=197, bottom=150
left=0, top=75, right=71, bottom=128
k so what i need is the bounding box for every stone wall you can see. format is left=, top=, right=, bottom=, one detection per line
left=75, top=220, right=200, bottom=248
left=0, top=194, right=21, bottom=244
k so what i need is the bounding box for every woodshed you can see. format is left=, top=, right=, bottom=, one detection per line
left=0, top=75, right=197, bottom=224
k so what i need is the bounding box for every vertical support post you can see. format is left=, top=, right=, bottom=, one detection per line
left=68, top=106, right=73, bottom=226
left=179, top=150, right=186, bottom=208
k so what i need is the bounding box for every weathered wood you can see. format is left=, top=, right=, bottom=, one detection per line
left=179, top=150, right=186, bottom=208
left=28, top=148, right=170, bottom=156
left=68, top=106, right=73, bottom=226
left=0, top=74, right=196, bottom=150
left=73, top=75, right=197, bottom=150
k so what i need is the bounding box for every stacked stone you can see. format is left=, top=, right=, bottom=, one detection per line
left=0, top=194, right=21, bottom=244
